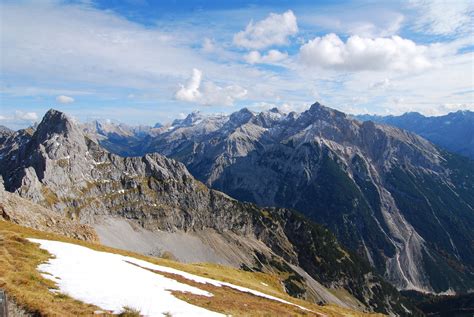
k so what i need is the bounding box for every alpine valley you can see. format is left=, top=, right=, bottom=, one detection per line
left=81, top=103, right=474, bottom=295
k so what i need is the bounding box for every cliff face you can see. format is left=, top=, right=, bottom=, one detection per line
left=0, top=109, right=419, bottom=315
left=0, top=178, right=98, bottom=242
left=113, top=103, right=474, bottom=294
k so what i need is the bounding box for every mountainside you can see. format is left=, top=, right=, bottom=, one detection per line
left=100, top=103, right=474, bottom=295
left=356, top=111, right=474, bottom=159
left=0, top=221, right=389, bottom=317
left=0, top=109, right=418, bottom=315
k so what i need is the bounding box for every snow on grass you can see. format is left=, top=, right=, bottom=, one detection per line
left=29, top=238, right=310, bottom=316
left=125, top=256, right=310, bottom=311
left=29, top=238, right=223, bottom=317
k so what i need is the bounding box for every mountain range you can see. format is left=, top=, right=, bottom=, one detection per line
left=80, top=103, right=474, bottom=296
left=0, top=109, right=419, bottom=315
left=2, top=104, right=473, bottom=315
left=355, top=110, right=474, bottom=159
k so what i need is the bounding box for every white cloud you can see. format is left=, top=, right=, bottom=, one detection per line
left=247, top=101, right=309, bottom=114
left=244, top=50, right=288, bottom=64
left=233, top=10, right=298, bottom=49
left=299, top=33, right=431, bottom=71
left=14, top=111, right=38, bottom=121
left=409, top=0, right=473, bottom=35
left=300, top=10, right=404, bottom=38
left=56, top=95, right=75, bottom=104
left=202, top=38, right=215, bottom=53
left=175, top=69, right=247, bottom=106
left=0, top=1, right=220, bottom=91
left=175, top=68, right=203, bottom=102
left=369, top=78, right=391, bottom=89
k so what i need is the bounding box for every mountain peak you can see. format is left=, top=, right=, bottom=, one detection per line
left=230, top=107, right=253, bottom=119
left=171, top=111, right=204, bottom=127
left=308, top=101, right=334, bottom=115
left=309, top=101, right=322, bottom=110
left=36, top=109, right=76, bottom=137
left=34, top=109, right=87, bottom=152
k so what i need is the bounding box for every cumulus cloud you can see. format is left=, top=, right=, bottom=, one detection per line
left=14, top=111, right=38, bottom=121
left=244, top=50, right=288, bottom=64
left=175, top=69, right=203, bottom=102
left=56, top=95, right=75, bottom=104
left=299, top=33, right=431, bottom=71
left=175, top=69, right=247, bottom=106
left=233, top=10, right=298, bottom=49
left=409, top=0, right=473, bottom=35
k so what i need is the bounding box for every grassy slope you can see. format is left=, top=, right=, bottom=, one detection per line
left=0, top=220, right=384, bottom=316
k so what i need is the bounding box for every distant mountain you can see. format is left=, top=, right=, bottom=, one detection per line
left=95, top=103, right=474, bottom=295
left=355, top=111, right=474, bottom=159
left=81, top=119, right=162, bottom=157
left=0, top=109, right=417, bottom=315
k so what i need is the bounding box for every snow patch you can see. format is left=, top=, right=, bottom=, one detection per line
left=29, top=238, right=310, bottom=315
left=29, top=238, right=222, bottom=317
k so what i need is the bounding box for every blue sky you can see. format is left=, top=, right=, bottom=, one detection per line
left=0, top=0, right=473, bottom=129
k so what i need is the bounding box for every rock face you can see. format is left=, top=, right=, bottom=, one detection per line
left=0, top=109, right=418, bottom=316
left=0, top=178, right=98, bottom=242
left=108, top=102, right=474, bottom=295
left=356, top=110, right=474, bottom=159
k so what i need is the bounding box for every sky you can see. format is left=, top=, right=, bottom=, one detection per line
left=0, top=0, right=473, bottom=129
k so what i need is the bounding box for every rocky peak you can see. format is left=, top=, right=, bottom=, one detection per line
left=34, top=109, right=84, bottom=145
left=254, top=108, right=285, bottom=128
left=0, top=125, right=14, bottom=144
left=306, top=101, right=346, bottom=120
left=227, top=108, right=254, bottom=126
left=0, top=125, right=13, bottom=135
left=172, top=111, right=203, bottom=127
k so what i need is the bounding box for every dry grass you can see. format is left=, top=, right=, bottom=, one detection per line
left=133, top=263, right=385, bottom=317
left=0, top=220, right=385, bottom=316
left=0, top=221, right=104, bottom=315
left=118, top=306, right=141, bottom=316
